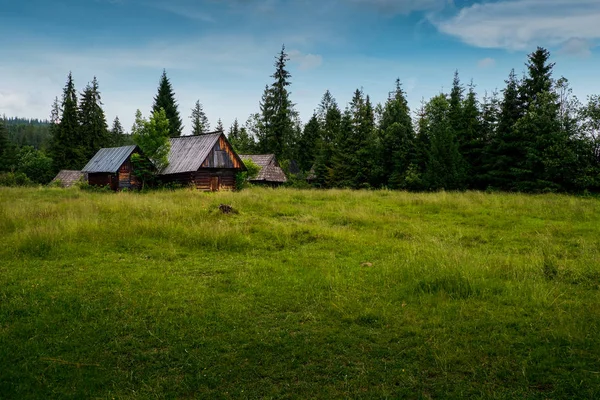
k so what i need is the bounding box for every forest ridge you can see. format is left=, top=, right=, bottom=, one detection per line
left=1, top=46, right=599, bottom=192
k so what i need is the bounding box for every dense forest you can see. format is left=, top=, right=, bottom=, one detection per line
left=1, top=46, right=599, bottom=191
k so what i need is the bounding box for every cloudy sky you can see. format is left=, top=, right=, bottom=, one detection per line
left=1, top=0, right=599, bottom=134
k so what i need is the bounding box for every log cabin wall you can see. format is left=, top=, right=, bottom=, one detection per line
left=160, top=170, right=237, bottom=191
left=88, top=172, right=119, bottom=190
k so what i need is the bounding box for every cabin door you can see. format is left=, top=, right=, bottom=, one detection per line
left=210, top=176, right=220, bottom=192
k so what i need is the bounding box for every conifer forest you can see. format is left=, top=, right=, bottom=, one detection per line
left=1, top=46, right=599, bottom=192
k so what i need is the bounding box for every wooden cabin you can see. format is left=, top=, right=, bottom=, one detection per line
left=238, top=154, right=288, bottom=186
left=159, top=132, right=246, bottom=191
left=50, top=170, right=85, bottom=188
left=81, top=145, right=143, bottom=190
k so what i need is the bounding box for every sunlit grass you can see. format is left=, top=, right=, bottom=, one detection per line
left=1, top=187, right=599, bottom=398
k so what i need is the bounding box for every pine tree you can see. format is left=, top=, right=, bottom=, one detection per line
left=522, top=47, right=555, bottom=108
left=258, top=45, right=296, bottom=160
left=111, top=117, right=125, bottom=146
left=50, top=72, right=85, bottom=171
left=422, top=94, right=466, bottom=190
left=448, top=70, right=464, bottom=134
left=297, top=113, right=321, bottom=171
left=460, top=82, right=484, bottom=188
left=313, top=90, right=341, bottom=188
left=79, top=77, right=110, bottom=158
left=486, top=69, right=526, bottom=190
left=152, top=70, right=183, bottom=137
left=216, top=118, right=224, bottom=132
left=228, top=119, right=256, bottom=154
left=332, top=89, right=375, bottom=188
left=379, top=79, right=415, bottom=189
left=190, top=100, right=210, bottom=135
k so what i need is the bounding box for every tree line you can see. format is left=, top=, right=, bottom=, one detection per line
left=1, top=45, right=599, bottom=191
left=228, top=46, right=600, bottom=192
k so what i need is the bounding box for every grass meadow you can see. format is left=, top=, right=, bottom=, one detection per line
left=0, top=187, right=599, bottom=399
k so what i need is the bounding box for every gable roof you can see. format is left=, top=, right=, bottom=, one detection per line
left=51, top=170, right=84, bottom=187
left=160, top=131, right=246, bottom=175
left=252, top=164, right=288, bottom=183
left=160, top=133, right=221, bottom=175
left=82, top=145, right=138, bottom=173
left=238, top=154, right=276, bottom=167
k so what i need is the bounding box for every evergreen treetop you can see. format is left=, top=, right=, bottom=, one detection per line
left=152, top=70, right=183, bottom=137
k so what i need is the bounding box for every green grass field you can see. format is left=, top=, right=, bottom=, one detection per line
left=1, top=187, right=599, bottom=399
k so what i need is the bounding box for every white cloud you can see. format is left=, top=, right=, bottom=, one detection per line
left=477, top=57, right=496, bottom=68
left=288, top=50, right=323, bottom=70
left=349, top=0, right=448, bottom=14
left=431, top=0, right=600, bottom=52
left=559, top=37, right=594, bottom=57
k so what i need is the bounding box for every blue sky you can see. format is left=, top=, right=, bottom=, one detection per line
left=1, top=0, right=599, bottom=134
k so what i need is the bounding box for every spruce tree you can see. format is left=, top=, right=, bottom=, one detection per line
left=152, top=70, right=183, bottom=137
left=50, top=72, right=85, bottom=171
left=228, top=119, right=256, bottom=154
left=486, top=69, right=526, bottom=190
left=522, top=47, right=555, bottom=108
left=111, top=117, right=125, bottom=146
left=297, top=113, right=321, bottom=171
left=216, top=118, right=224, bottom=132
left=448, top=70, right=464, bottom=134
left=313, top=90, right=341, bottom=188
left=79, top=77, right=110, bottom=158
left=190, top=100, right=210, bottom=135
left=258, top=45, right=296, bottom=160
left=422, top=94, right=466, bottom=190
left=460, top=82, right=484, bottom=188
left=379, top=79, right=415, bottom=189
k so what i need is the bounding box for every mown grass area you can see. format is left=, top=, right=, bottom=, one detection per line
left=1, top=187, right=599, bottom=399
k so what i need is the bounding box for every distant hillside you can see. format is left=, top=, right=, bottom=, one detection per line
left=2, top=117, right=51, bottom=150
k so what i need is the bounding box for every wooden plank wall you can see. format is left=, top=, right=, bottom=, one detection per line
left=201, top=136, right=243, bottom=169
left=160, top=170, right=237, bottom=191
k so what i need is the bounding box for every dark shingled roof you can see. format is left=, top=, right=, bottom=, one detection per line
left=51, top=170, right=84, bottom=187
left=252, top=164, right=287, bottom=183
left=238, top=154, right=276, bottom=167
left=160, top=133, right=222, bottom=175
left=82, top=145, right=137, bottom=173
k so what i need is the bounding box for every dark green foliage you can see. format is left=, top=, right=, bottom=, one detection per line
left=15, top=146, right=54, bottom=184
left=79, top=77, right=110, bottom=160
left=460, top=83, right=485, bottom=188
left=152, top=70, right=183, bottom=137
left=132, top=109, right=171, bottom=172
left=110, top=116, right=125, bottom=147
left=3, top=117, right=51, bottom=150
left=379, top=79, right=415, bottom=189
left=216, top=118, right=224, bottom=132
left=0, top=119, right=17, bottom=172
left=228, top=119, right=256, bottom=154
left=522, top=47, right=555, bottom=108
left=50, top=72, right=86, bottom=171
left=235, top=158, right=261, bottom=190
left=422, top=94, right=467, bottom=190
left=332, top=90, right=375, bottom=189
left=297, top=113, right=321, bottom=172
left=257, top=45, right=297, bottom=160
left=190, top=100, right=210, bottom=135
left=485, top=69, right=527, bottom=190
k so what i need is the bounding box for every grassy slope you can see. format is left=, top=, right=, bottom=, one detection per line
left=0, top=187, right=599, bottom=399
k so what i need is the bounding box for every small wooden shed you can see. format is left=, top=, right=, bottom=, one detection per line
left=82, top=145, right=143, bottom=190
left=159, top=132, right=246, bottom=191
left=238, top=154, right=288, bottom=186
